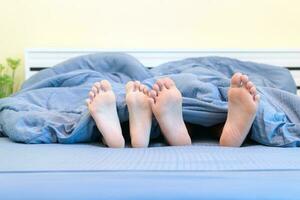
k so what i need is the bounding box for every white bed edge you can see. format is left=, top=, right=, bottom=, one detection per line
left=24, top=48, right=300, bottom=93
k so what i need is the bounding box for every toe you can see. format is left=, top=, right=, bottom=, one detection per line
left=126, top=81, right=135, bottom=93
left=94, top=82, right=101, bottom=91
left=231, top=72, right=242, bottom=88
left=143, top=87, right=149, bottom=95
left=163, top=77, right=175, bottom=89
left=139, top=84, right=145, bottom=92
left=89, top=91, right=95, bottom=100
left=150, top=90, right=158, bottom=98
left=140, top=84, right=149, bottom=94
left=91, top=88, right=97, bottom=97
left=85, top=98, right=91, bottom=105
left=250, top=86, right=257, bottom=95
left=100, top=80, right=112, bottom=92
left=92, top=86, right=98, bottom=94
left=254, top=94, right=260, bottom=102
left=134, top=81, right=141, bottom=92
left=156, top=79, right=164, bottom=91
left=153, top=83, right=160, bottom=93
left=146, top=90, right=152, bottom=97
left=246, top=81, right=254, bottom=90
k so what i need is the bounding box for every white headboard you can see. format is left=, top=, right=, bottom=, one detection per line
left=25, top=48, right=300, bottom=93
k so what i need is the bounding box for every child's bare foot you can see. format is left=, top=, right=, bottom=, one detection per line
left=86, top=80, right=124, bottom=148
left=126, top=81, right=152, bottom=148
left=149, top=78, right=191, bottom=146
left=220, top=73, right=260, bottom=147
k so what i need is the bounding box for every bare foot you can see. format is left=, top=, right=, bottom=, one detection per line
left=86, top=80, right=125, bottom=148
left=220, top=73, right=260, bottom=147
left=126, top=81, right=152, bottom=148
left=149, top=78, right=191, bottom=146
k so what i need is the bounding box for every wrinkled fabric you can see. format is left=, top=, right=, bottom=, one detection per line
left=0, top=53, right=300, bottom=146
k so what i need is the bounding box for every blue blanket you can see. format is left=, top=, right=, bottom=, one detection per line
left=0, top=53, right=300, bottom=146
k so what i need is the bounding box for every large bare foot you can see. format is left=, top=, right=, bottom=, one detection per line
left=220, top=73, right=260, bottom=147
left=149, top=78, right=191, bottom=146
left=126, top=81, right=152, bottom=148
left=86, top=80, right=125, bottom=148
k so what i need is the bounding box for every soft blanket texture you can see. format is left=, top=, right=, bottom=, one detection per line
left=0, top=53, right=300, bottom=146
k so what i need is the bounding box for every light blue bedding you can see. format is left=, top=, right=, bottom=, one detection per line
left=2, top=171, right=300, bottom=200
left=0, top=53, right=300, bottom=146
left=1, top=137, right=300, bottom=200
left=1, top=137, right=300, bottom=171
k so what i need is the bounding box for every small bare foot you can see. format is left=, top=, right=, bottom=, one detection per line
left=86, top=80, right=124, bottom=148
left=220, top=73, right=260, bottom=147
left=149, top=78, right=191, bottom=146
left=126, top=81, right=152, bottom=148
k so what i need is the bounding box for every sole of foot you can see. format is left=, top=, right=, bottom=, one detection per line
left=86, top=80, right=125, bottom=148
left=149, top=77, right=191, bottom=146
left=219, top=73, right=260, bottom=147
left=126, top=81, right=152, bottom=148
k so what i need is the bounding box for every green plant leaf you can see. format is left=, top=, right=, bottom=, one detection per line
left=0, top=63, right=5, bottom=75
left=0, top=57, right=21, bottom=98
left=6, top=58, right=21, bottom=70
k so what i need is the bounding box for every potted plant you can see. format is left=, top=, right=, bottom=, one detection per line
left=0, top=58, right=21, bottom=98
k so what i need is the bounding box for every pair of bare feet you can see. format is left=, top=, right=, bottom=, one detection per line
left=86, top=73, right=260, bottom=148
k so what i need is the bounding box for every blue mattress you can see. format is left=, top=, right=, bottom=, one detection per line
left=1, top=137, right=300, bottom=199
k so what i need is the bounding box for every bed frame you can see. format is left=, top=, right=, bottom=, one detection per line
left=25, top=49, right=300, bottom=94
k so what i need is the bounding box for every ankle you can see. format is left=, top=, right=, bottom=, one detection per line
left=106, top=137, right=125, bottom=148
left=219, top=125, right=242, bottom=147
left=131, top=138, right=149, bottom=148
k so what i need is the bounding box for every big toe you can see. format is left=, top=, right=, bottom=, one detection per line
left=100, top=80, right=112, bottom=92
left=231, top=72, right=242, bottom=88
left=163, top=77, right=175, bottom=89
left=126, top=81, right=135, bottom=93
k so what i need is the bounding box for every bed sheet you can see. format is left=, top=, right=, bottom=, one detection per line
left=1, top=138, right=300, bottom=199
left=1, top=171, right=300, bottom=200
left=1, top=138, right=300, bottom=172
